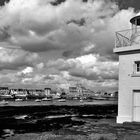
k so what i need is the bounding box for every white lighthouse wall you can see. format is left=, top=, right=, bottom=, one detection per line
left=117, top=52, right=140, bottom=123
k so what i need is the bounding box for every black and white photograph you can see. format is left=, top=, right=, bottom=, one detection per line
left=0, top=0, right=140, bottom=139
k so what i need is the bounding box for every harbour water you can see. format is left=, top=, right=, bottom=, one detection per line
left=0, top=100, right=118, bottom=106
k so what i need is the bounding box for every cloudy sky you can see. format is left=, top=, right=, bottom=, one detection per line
left=0, top=0, right=139, bottom=91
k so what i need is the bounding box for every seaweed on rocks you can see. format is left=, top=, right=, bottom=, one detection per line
left=0, top=104, right=117, bottom=138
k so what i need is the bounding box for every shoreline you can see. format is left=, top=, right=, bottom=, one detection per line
left=1, top=101, right=140, bottom=140
left=0, top=100, right=118, bottom=107
left=0, top=102, right=118, bottom=139
left=1, top=102, right=140, bottom=140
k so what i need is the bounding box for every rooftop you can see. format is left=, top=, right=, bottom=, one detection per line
left=130, top=15, right=140, bottom=25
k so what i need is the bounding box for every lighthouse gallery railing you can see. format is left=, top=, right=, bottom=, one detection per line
left=115, top=28, right=140, bottom=48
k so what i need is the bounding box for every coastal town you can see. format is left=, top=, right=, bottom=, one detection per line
left=0, top=84, right=118, bottom=103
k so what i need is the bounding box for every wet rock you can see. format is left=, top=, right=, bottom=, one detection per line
left=0, top=104, right=118, bottom=138
left=2, top=129, right=14, bottom=138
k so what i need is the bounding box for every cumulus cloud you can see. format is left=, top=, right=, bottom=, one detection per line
left=36, top=63, right=44, bottom=70
left=22, top=67, right=33, bottom=74
left=0, top=0, right=137, bottom=90
left=17, top=66, right=34, bottom=78
left=0, top=44, right=39, bottom=70
left=46, top=54, right=118, bottom=82
left=0, top=0, right=136, bottom=56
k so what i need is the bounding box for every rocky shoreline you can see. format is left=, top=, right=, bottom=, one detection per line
left=1, top=103, right=140, bottom=140
left=0, top=104, right=117, bottom=139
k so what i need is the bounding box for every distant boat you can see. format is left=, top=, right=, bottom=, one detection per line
left=53, top=95, right=61, bottom=99
left=94, top=97, right=107, bottom=100
left=0, top=94, right=13, bottom=99
left=80, top=99, right=83, bottom=102
left=58, top=99, right=66, bottom=102
left=15, top=98, right=23, bottom=101
left=35, top=99, right=41, bottom=102
left=15, top=94, right=27, bottom=99
left=42, top=98, right=51, bottom=101
left=0, top=100, right=8, bottom=105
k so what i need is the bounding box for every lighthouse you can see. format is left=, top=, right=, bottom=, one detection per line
left=114, top=15, right=140, bottom=123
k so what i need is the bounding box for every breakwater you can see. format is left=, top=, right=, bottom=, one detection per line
left=0, top=103, right=117, bottom=138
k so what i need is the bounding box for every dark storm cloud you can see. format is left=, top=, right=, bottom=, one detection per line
left=114, top=0, right=140, bottom=11
left=19, top=37, right=62, bottom=52
left=50, top=0, right=66, bottom=6
left=62, top=50, right=74, bottom=57
left=49, top=0, right=140, bottom=10
left=50, top=0, right=91, bottom=6
left=0, top=0, right=9, bottom=6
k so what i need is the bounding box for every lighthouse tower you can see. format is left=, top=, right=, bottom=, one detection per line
left=114, top=15, right=140, bottom=123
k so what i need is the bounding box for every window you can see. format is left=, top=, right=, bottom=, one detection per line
left=131, top=61, right=140, bottom=77
left=136, top=63, right=140, bottom=72
left=135, top=61, right=140, bottom=73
